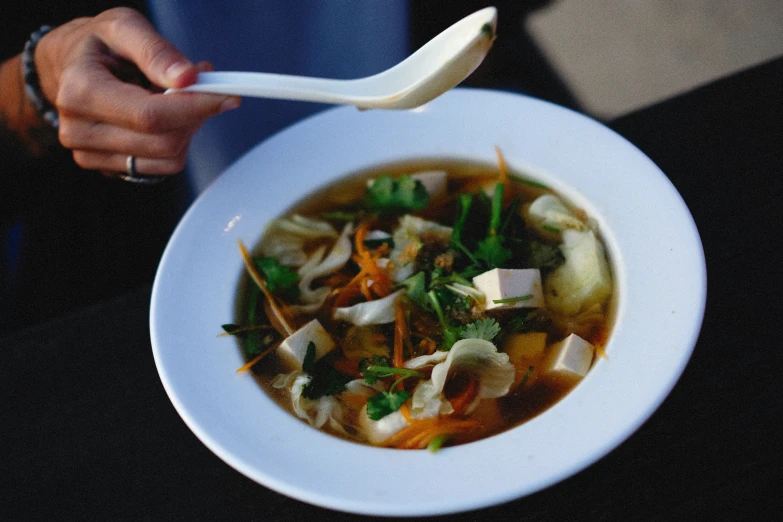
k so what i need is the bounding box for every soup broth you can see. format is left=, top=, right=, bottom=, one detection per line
left=230, top=159, right=615, bottom=450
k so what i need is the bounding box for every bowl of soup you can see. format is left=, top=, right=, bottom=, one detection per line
left=150, top=88, right=706, bottom=516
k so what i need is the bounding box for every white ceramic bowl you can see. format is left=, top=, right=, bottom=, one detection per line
left=150, top=88, right=706, bottom=516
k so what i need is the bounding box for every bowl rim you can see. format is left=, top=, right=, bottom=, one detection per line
left=150, top=87, right=706, bottom=516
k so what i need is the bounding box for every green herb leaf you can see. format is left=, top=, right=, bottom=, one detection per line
left=321, top=211, right=360, bottom=221
left=441, top=325, right=464, bottom=351
left=527, top=240, right=564, bottom=270
left=253, top=257, right=300, bottom=298
left=302, top=341, right=316, bottom=373
left=302, top=364, right=352, bottom=399
left=364, top=175, right=430, bottom=215
left=398, top=271, right=430, bottom=310
left=366, top=390, right=411, bottom=420
left=462, top=318, right=501, bottom=342
left=359, top=356, right=390, bottom=384
left=474, top=235, right=512, bottom=268
left=360, top=360, right=425, bottom=383
left=450, top=193, right=473, bottom=247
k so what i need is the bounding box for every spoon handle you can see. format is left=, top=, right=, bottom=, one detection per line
left=167, top=71, right=362, bottom=105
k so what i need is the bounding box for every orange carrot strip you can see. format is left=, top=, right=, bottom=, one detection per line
left=385, top=418, right=480, bottom=449
left=237, top=240, right=294, bottom=336
left=399, top=403, right=412, bottom=422
left=447, top=374, right=480, bottom=416
left=495, top=145, right=508, bottom=186
left=355, top=221, right=370, bottom=257
left=235, top=342, right=279, bottom=373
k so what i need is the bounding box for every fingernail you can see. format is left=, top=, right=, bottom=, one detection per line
left=166, top=61, right=194, bottom=82
left=221, top=97, right=241, bottom=112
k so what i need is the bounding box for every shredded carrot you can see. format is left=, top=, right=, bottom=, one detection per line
left=354, top=221, right=371, bottom=257
left=383, top=417, right=480, bottom=450
left=447, top=374, right=480, bottom=416
left=495, top=145, right=508, bottom=186
left=237, top=240, right=294, bottom=336
left=399, top=403, right=412, bottom=422
left=235, top=342, right=280, bottom=373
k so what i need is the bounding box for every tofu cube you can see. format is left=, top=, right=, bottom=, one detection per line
left=541, top=333, right=595, bottom=388
left=277, top=319, right=335, bottom=371
left=503, top=332, right=547, bottom=389
left=473, top=268, right=545, bottom=310
left=411, top=170, right=448, bottom=200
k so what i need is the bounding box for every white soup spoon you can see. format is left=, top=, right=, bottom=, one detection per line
left=167, top=7, right=497, bottom=110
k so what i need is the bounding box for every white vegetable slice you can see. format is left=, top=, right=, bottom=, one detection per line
left=259, top=215, right=339, bottom=266
left=545, top=229, right=612, bottom=315
left=411, top=170, right=448, bottom=200
left=358, top=406, right=410, bottom=445
left=292, top=223, right=354, bottom=313
left=526, top=194, right=586, bottom=233
left=410, top=339, right=515, bottom=417
left=273, top=371, right=344, bottom=430
left=389, top=215, right=453, bottom=282
left=333, top=289, right=405, bottom=326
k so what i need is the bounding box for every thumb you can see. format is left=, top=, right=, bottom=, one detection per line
left=96, top=8, right=198, bottom=89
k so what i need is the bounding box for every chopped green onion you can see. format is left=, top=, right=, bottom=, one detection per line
left=428, top=434, right=449, bottom=453
left=509, top=174, right=549, bottom=190
left=492, top=294, right=533, bottom=304
left=321, top=211, right=358, bottom=221
left=542, top=224, right=561, bottom=234
left=518, top=365, right=535, bottom=390
left=427, top=290, right=447, bottom=327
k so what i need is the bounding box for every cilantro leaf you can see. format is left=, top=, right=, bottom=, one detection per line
left=398, top=271, right=431, bottom=311
left=364, top=175, right=430, bottom=215
left=474, top=235, right=512, bottom=268
left=302, top=344, right=351, bottom=399
left=359, top=357, right=425, bottom=384
left=301, top=366, right=352, bottom=399
left=359, top=356, right=390, bottom=384
left=527, top=240, right=564, bottom=270
left=441, top=325, right=464, bottom=351
left=366, top=390, right=411, bottom=420
left=253, top=257, right=300, bottom=298
left=462, top=318, right=501, bottom=342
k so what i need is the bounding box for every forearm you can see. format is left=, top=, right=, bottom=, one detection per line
left=0, top=52, right=58, bottom=157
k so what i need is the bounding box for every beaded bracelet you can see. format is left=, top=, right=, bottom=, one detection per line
left=22, top=25, right=59, bottom=129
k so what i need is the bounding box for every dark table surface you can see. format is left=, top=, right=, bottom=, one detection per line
left=3, top=57, right=782, bottom=521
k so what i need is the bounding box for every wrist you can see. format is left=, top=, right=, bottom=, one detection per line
left=22, top=25, right=59, bottom=129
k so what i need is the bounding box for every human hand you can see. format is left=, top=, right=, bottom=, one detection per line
left=33, top=7, right=240, bottom=178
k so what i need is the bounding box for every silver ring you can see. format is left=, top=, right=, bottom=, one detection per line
left=116, top=155, right=166, bottom=184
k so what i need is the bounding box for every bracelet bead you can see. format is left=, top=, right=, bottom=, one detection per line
left=22, top=25, right=59, bottom=129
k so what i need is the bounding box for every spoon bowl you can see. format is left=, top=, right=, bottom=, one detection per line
left=167, top=7, right=497, bottom=109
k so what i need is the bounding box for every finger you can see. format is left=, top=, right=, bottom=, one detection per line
left=93, top=7, right=198, bottom=89
left=57, top=61, right=240, bottom=132
left=72, top=149, right=186, bottom=176
left=59, top=118, right=195, bottom=159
